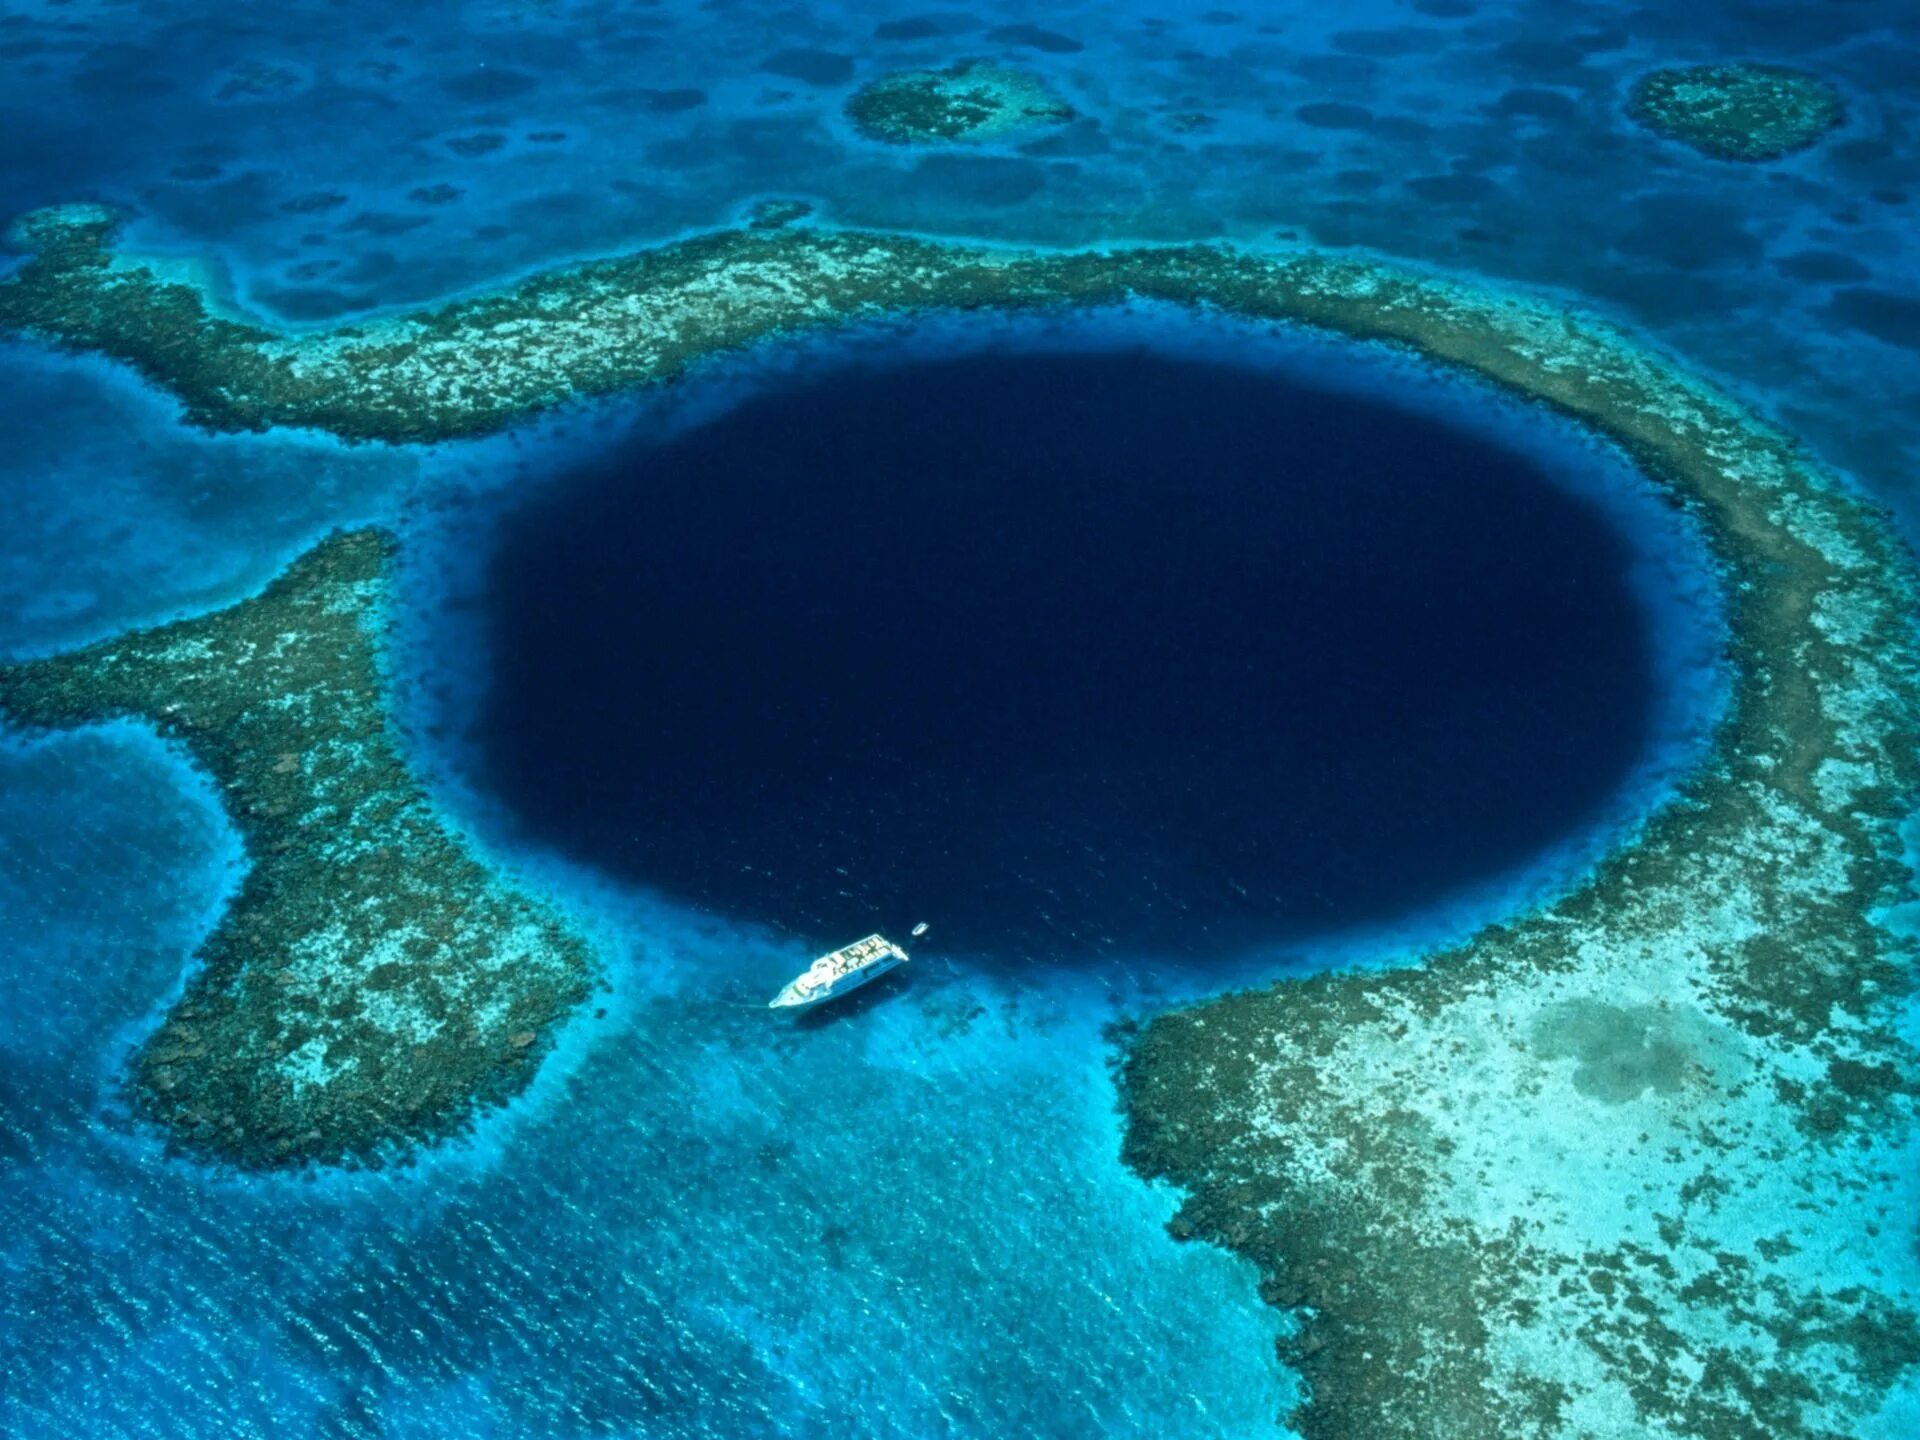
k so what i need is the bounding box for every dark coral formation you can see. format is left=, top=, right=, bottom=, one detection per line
left=746, top=197, right=815, bottom=230
left=845, top=61, right=1073, bottom=145
left=3, top=202, right=1918, bottom=1433
left=0, top=532, right=594, bottom=1169
left=1629, top=63, right=1845, bottom=162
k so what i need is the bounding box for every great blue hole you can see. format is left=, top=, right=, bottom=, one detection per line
left=473, top=339, right=1682, bottom=964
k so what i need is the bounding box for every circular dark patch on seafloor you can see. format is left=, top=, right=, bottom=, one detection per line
left=475, top=347, right=1666, bottom=964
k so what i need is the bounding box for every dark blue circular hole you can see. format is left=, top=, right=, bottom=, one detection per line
left=475, top=345, right=1660, bottom=964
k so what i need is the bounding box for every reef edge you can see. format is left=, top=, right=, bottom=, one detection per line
left=0, top=529, right=596, bottom=1170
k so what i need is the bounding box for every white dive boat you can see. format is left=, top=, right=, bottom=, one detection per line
left=769, top=933, right=911, bottom=1011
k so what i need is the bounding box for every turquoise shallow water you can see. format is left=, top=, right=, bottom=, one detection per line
left=0, top=730, right=1298, bottom=1437
left=3, top=1, right=1919, bottom=1435
left=0, top=342, right=415, bottom=658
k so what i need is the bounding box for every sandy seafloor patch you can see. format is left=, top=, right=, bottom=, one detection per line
left=2, top=0, right=1918, bottom=1435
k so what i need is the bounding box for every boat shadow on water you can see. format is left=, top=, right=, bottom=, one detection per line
left=785, top=966, right=915, bottom=1032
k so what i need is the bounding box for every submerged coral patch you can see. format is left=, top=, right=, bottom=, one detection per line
left=746, top=197, right=814, bottom=230
left=846, top=61, right=1074, bottom=145
left=1629, top=63, right=1845, bottom=162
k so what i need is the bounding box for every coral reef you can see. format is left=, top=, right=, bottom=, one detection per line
left=0, top=531, right=595, bottom=1169
left=845, top=61, right=1073, bottom=145
left=4, top=203, right=1918, bottom=1432
left=1121, top=308, right=1920, bottom=1433
left=1629, top=63, right=1845, bottom=163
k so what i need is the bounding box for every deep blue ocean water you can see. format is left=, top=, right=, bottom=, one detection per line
left=478, top=343, right=1664, bottom=965
left=3, top=1, right=1918, bottom=1436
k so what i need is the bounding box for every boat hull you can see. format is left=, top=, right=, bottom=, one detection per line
left=769, top=934, right=909, bottom=1010
left=770, top=956, right=902, bottom=1010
